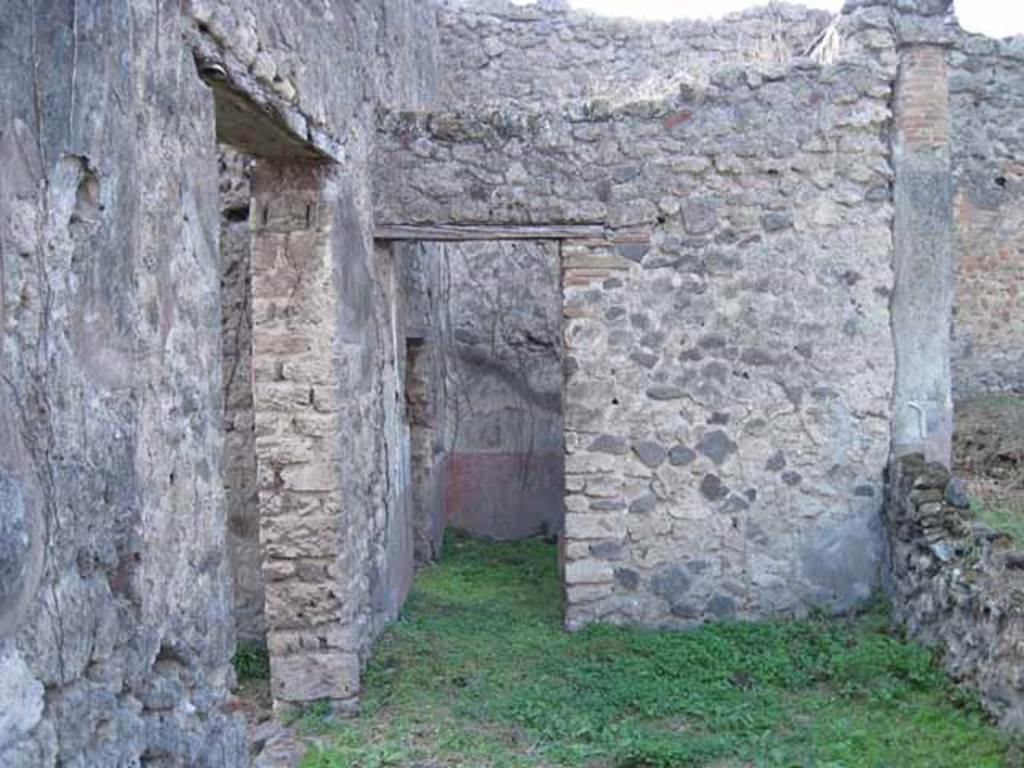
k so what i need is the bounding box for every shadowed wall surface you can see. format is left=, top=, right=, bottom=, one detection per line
left=441, top=241, right=565, bottom=541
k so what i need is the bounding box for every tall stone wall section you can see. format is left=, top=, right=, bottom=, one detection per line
left=375, top=47, right=897, bottom=626
left=0, top=0, right=439, bottom=762
left=887, top=455, right=1024, bottom=729
left=0, top=3, right=245, bottom=765
left=888, top=8, right=955, bottom=465
left=249, top=162, right=356, bottom=708
left=950, top=32, right=1024, bottom=397
left=248, top=162, right=417, bottom=711
left=435, top=0, right=832, bottom=109
left=399, top=243, right=452, bottom=562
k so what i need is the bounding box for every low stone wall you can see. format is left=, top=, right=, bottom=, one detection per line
left=887, top=454, right=1024, bottom=728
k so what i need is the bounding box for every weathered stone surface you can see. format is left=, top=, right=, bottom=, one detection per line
left=891, top=42, right=955, bottom=465
left=634, top=441, right=667, bottom=469
left=219, top=147, right=266, bottom=643
left=695, top=430, right=738, bottom=466
left=2, top=0, right=1021, bottom=754
left=0, top=472, right=42, bottom=642
left=700, top=475, right=730, bottom=502
left=376, top=6, right=901, bottom=630
left=0, top=2, right=249, bottom=762
left=668, top=446, right=697, bottom=467
left=270, top=651, right=360, bottom=703
left=950, top=32, right=1024, bottom=397
left=651, top=565, right=692, bottom=601
left=0, top=0, right=437, bottom=760
left=0, top=648, right=45, bottom=756
left=434, top=0, right=832, bottom=110
left=399, top=242, right=451, bottom=562
left=591, top=434, right=630, bottom=456
left=615, top=568, right=640, bottom=590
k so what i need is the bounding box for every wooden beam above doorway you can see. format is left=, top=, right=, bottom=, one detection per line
left=374, top=223, right=606, bottom=242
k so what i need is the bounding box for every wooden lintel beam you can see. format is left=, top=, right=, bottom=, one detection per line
left=374, top=223, right=607, bottom=242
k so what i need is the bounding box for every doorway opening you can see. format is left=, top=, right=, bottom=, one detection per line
left=396, top=238, right=566, bottom=561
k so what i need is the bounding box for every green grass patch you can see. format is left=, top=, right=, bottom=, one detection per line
left=233, top=638, right=270, bottom=682
left=300, top=534, right=1016, bottom=767
left=972, top=496, right=1024, bottom=542
left=955, top=391, right=1024, bottom=542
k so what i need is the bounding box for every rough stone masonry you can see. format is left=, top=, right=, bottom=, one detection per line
left=2, top=0, right=1024, bottom=765
left=375, top=6, right=903, bottom=627
left=887, top=454, right=1024, bottom=729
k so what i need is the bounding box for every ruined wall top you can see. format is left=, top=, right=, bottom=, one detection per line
left=434, top=0, right=834, bottom=109
left=842, top=0, right=950, bottom=15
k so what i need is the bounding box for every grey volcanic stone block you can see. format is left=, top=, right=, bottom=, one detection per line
left=695, top=431, right=738, bottom=466
left=591, top=434, right=630, bottom=455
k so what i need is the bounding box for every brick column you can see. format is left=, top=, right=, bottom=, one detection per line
left=561, top=237, right=635, bottom=631
left=891, top=38, right=954, bottom=465
left=249, top=161, right=360, bottom=712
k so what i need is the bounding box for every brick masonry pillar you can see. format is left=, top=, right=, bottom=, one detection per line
left=891, top=40, right=955, bottom=465
left=249, top=161, right=360, bottom=712
left=560, top=238, right=637, bottom=631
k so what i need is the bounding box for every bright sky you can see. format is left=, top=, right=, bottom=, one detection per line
left=537, top=0, right=1024, bottom=38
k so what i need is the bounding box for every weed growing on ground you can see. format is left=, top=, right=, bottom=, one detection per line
left=972, top=496, right=1024, bottom=542
left=956, top=393, right=1024, bottom=542
left=300, top=534, right=1014, bottom=767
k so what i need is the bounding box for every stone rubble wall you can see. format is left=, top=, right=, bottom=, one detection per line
left=950, top=32, right=1024, bottom=397
left=246, top=158, right=419, bottom=712
left=3, top=0, right=1021, bottom=758
left=375, top=47, right=897, bottom=626
left=435, top=0, right=833, bottom=109
left=186, top=0, right=439, bottom=716
left=187, top=0, right=439, bottom=148
left=886, top=454, right=1024, bottom=729
left=358, top=238, right=417, bottom=663
left=404, top=334, right=450, bottom=562
left=248, top=161, right=360, bottom=708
